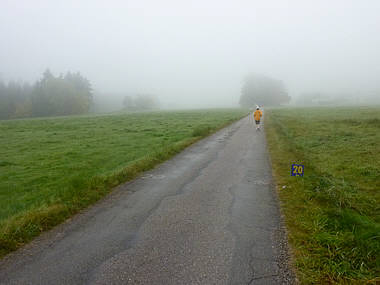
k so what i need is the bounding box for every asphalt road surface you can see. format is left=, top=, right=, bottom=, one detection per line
left=0, top=116, right=294, bottom=285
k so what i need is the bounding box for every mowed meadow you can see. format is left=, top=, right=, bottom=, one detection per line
left=0, top=109, right=247, bottom=257
left=265, top=107, right=380, bottom=283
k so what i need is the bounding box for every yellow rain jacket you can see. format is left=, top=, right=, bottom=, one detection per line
left=254, top=110, right=263, bottom=121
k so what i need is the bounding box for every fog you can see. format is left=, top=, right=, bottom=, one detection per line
left=1, top=0, right=380, bottom=109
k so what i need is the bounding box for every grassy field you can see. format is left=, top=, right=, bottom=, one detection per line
left=0, top=108, right=247, bottom=257
left=265, top=107, right=380, bottom=283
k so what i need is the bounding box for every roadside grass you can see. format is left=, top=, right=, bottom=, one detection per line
left=265, top=107, right=380, bottom=283
left=0, top=108, right=247, bottom=257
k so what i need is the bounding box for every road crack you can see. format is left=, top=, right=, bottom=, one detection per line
left=248, top=274, right=278, bottom=284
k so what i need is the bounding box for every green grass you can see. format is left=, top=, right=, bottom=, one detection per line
left=265, top=106, right=380, bottom=284
left=0, top=108, right=247, bottom=257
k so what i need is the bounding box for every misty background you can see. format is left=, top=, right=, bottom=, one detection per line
left=1, top=0, right=380, bottom=112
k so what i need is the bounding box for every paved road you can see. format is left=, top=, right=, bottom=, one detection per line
left=0, top=117, right=294, bottom=285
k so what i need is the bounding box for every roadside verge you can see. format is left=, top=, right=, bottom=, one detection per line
left=265, top=107, right=380, bottom=284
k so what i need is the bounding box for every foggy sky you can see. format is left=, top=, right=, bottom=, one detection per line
left=1, top=0, right=380, bottom=108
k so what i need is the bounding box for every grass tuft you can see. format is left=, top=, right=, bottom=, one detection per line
left=192, top=125, right=213, bottom=137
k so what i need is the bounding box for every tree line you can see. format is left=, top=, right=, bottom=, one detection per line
left=0, top=70, right=92, bottom=119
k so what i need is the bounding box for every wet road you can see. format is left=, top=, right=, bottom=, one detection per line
left=0, top=117, right=294, bottom=284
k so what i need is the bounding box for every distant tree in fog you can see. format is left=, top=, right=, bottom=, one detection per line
left=123, top=94, right=159, bottom=111
left=134, top=94, right=159, bottom=110
left=122, top=95, right=135, bottom=110
left=0, top=69, right=93, bottom=119
left=239, top=74, right=290, bottom=107
left=31, top=69, right=92, bottom=116
left=0, top=80, right=32, bottom=119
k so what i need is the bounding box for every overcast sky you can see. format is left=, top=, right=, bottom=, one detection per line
left=1, top=0, right=380, bottom=107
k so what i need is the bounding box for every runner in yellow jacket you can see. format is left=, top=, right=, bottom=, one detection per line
left=253, top=107, right=263, bottom=130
